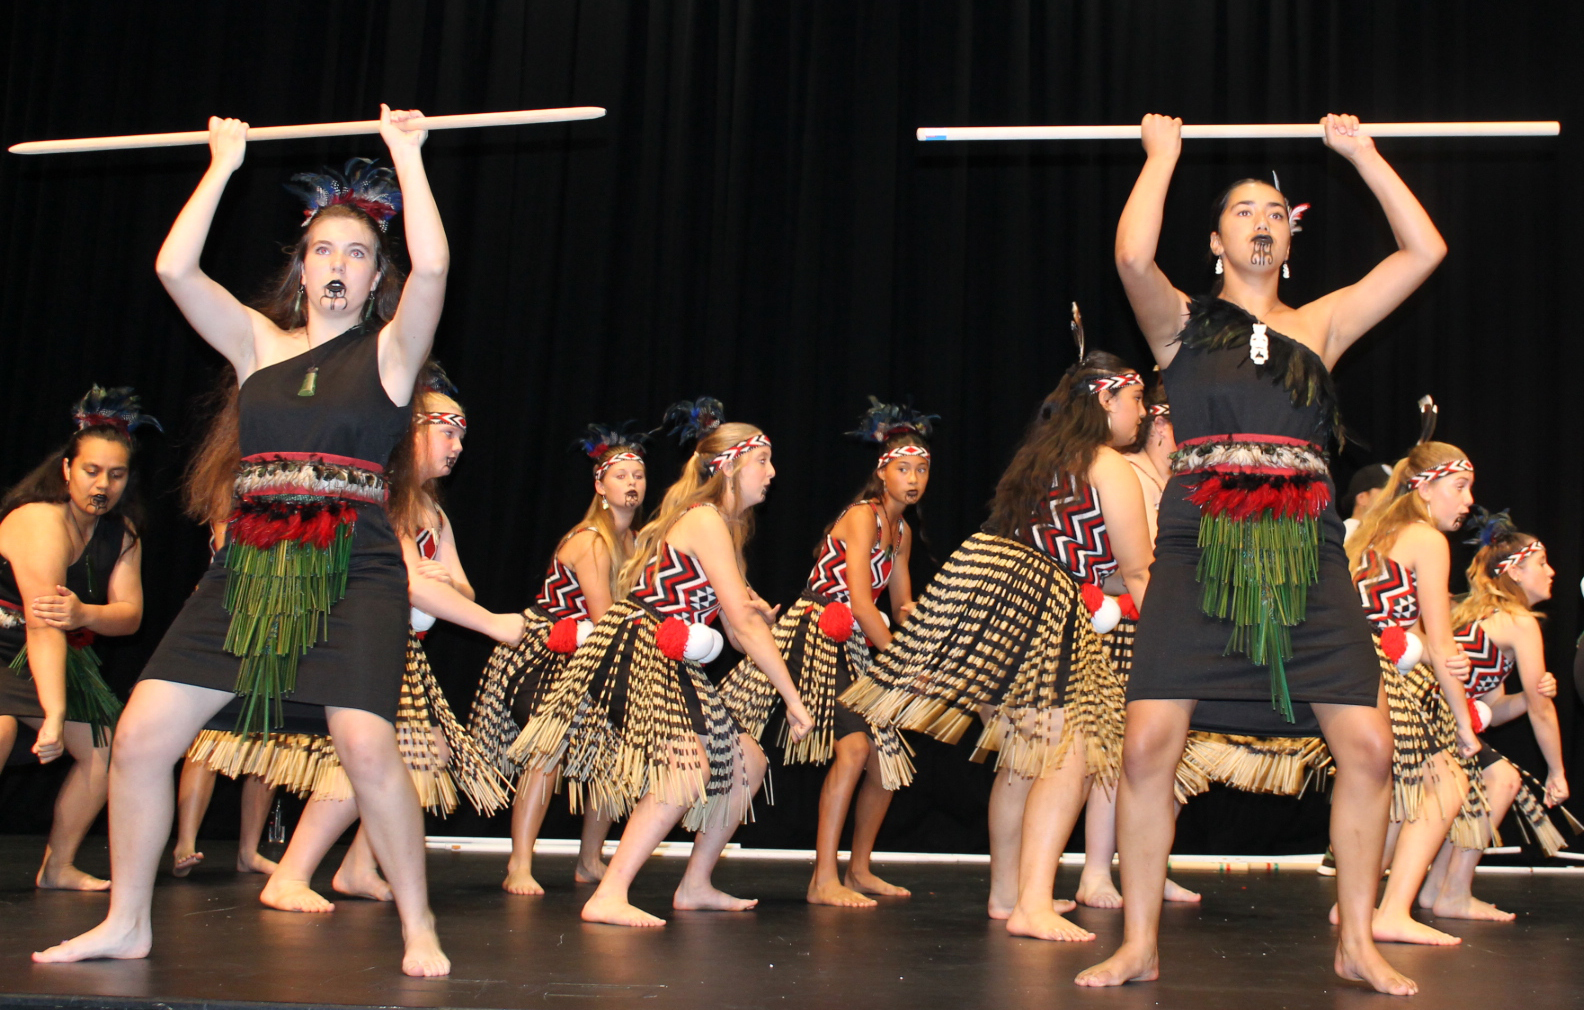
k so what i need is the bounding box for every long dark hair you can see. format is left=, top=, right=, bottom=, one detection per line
left=1, top=426, right=145, bottom=547
left=819, top=430, right=932, bottom=561
left=255, top=204, right=407, bottom=330
left=985, top=350, right=1137, bottom=539
left=182, top=366, right=241, bottom=525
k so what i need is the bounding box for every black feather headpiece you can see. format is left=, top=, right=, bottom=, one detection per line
left=661, top=396, right=726, bottom=445
left=577, top=422, right=648, bottom=461
left=73, top=385, right=161, bottom=434
left=1416, top=395, right=1438, bottom=445
left=285, top=157, right=403, bottom=231
left=848, top=396, right=937, bottom=444
left=420, top=360, right=459, bottom=398
left=1462, top=505, right=1516, bottom=547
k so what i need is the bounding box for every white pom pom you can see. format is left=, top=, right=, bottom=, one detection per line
left=1472, top=699, right=1493, bottom=734
left=576, top=620, right=595, bottom=646
left=685, top=623, right=725, bottom=664
left=409, top=607, right=436, bottom=633
left=1396, top=631, right=1425, bottom=672
left=1091, top=595, right=1122, bottom=635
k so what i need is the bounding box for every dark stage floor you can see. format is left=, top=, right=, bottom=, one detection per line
left=0, top=835, right=1580, bottom=1010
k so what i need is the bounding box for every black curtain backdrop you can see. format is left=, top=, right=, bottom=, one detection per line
left=2, top=1, right=1581, bottom=857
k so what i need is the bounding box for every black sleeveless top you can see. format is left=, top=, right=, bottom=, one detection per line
left=238, top=321, right=409, bottom=465
left=0, top=512, right=125, bottom=665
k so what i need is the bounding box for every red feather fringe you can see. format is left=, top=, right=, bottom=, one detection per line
left=1379, top=626, right=1407, bottom=665
left=1080, top=583, right=1106, bottom=615
left=67, top=629, right=96, bottom=649
left=1185, top=473, right=1330, bottom=521
left=229, top=499, right=357, bottom=551
left=819, top=601, right=855, bottom=642
left=546, top=617, right=580, bottom=654
left=656, top=616, right=690, bottom=661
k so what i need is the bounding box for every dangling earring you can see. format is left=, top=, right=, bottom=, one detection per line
left=600, top=496, right=609, bottom=511
left=362, top=290, right=377, bottom=323
left=292, top=284, right=305, bottom=324
left=1282, top=262, right=1290, bottom=279
left=1214, top=256, right=1224, bottom=275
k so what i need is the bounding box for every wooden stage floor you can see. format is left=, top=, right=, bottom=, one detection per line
left=0, top=835, right=1580, bottom=1010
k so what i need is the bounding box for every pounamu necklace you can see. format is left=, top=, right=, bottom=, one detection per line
left=298, top=332, right=323, bottom=397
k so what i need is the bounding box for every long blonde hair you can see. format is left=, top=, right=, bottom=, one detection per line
left=1345, top=440, right=1469, bottom=571
left=1450, top=529, right=1542, bottom=628
left=617, top=421, right=762, bottom=596
left=565, top=446, right=646, bottom=598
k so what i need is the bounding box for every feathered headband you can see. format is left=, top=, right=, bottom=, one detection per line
left=285, top=157, right=403, bottom=232
left=1071, top=302, right=1142, bottom=395
left=416, top=362, right=465, bottom=431
left=73, top=385, right=162, bottom=435
left=850, top=396, right=937, bottom=469
left=1463, top=507, right=1542, bottom=576
left=661, top=396, right=770, bottom=475
left=579, top=422, right=649, bottom=480
left=1403, top=394, right=1472, bottom=488
left=1269, top=171, right=1312, bottom=233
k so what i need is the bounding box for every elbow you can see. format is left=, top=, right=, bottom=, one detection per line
left=409, top=251, right=450, bottom=281
left=1115, top=247, right=1151, bottom=276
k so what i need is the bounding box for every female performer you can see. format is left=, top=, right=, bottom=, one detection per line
left=516, top=399, right=814, bottom=926
left=1079, top=114, right=1446, bottom=995
left=1420, top=513, right=1576, bottom=918
left=0, top=387, right=151, bottom=890
left=35, top=109, right=454, bottom=977
left=470, top=423, right=647, bottom=895
left=1345, top=437, right=1485, bottom=945
left=843, top=320, right=1151, bottom=942
left=722, top=397, right=930, bottom=908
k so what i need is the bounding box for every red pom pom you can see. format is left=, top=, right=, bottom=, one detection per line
left=1468, top=697, right=1489, bottom=734
left=1118, top=594, right=1140, bottom=621
left=819, top=601, right=855, bottom=642
left=1379, top=626, right=1407, bottom=665
left=546, top=617, right=580, bottom=654
left=655, top=616, right=690, bottom=661
left=1080, top=583, right=1106, bottom=615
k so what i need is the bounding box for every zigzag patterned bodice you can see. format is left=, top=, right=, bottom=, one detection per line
left=534, top=527, right=599, bottom=622
left=1026, top=476, right=1114, bottom=586
left=1453, top=620, right=1512, bottom=696
left=416, top=527, right=439, bottom=561
left=634, top=541, right=720, bottom=625
left=1354, top=549, right=1419, bottom=632
left=805, top=502, right=897, bottom=603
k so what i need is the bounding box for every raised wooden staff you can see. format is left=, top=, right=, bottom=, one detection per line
left=917, top=121, right=1559, bottom=142
left=8, top=107, right=606, bottom=155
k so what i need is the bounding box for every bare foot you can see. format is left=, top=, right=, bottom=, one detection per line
left=582, top=892, right=666, bottom=927
left=990, top=897, right=1076, bottom=920
left=1075, top=873, right=1123, bottom=909
left=259, top=876, right=336, bottom=913
left=846, top=867, right=910, bottom=897
left=36, top=864, right=111, bottom=892
left=1005, top=902, right=1095, bottom=942
left=1335, top=941, right=1417, bottom=996
left=1418, top=861, right=1448, bottom=910
left=503, top=862, right=545, bottom=895
left=1431, top=894, right=1516, bottom=922
left=401, top=915, right=450, bottom=977
left=574, top=857, right=607, bottom=884
left=673, top=881, right=758, bottom=911
left=1075, top=942, right=1159, bottom=986
left=333, top=864, right=394, bottom=902
left=33, top=920, right=152, bottom=963
left=172, top=850, right=204, bottom=878
left=809, top=878, right=877, bottom=907
left=237, top=851, right=278, bottom=875
left=1164, top=878, right=1201, bottom=903
left=1328, top=901, right=1340, bottom=926
left=1371, top=910, right=1462, bottom=946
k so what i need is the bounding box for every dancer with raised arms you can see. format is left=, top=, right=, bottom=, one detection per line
left=1079, top=114, right=1446, bottom=995
left=34, top=108, right=453, bottom=976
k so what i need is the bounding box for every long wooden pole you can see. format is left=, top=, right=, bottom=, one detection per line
left=8, top=107, right=607, bottom=155
left=916, top=121, right=1559, bottom=142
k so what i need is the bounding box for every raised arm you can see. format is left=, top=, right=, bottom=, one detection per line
left=376, top=106, right=450, bottom=404
left=153, top=118, right=271, bottom=378
left=1115, top=115, right=1192, bottom=366
left=1503, top=614, right=1568, bottom=805
left=1089, top=450, right=1152, bottom=606
left=1402, top=525, right=1478, bottom=756
left=1306, top=115, right=1447, bottom=365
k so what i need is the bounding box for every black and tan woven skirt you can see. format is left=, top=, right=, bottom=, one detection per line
left=188, top=631, right=508, bottom=817
left=1474, top=742, right=1581, bottom=856
left=838, top=533, right=1122, bottom=784
left=1384, top=656, right=1490, bottom=850
left=719, top=594, right=914, bottom=790
left=512, top=599, right=749, bottom=832
left=468, top=607, right=569, bottom=781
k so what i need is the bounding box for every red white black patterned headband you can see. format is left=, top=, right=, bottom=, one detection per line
left=596, top=450, right=644, bottom=481
left=1407, top=457, right=1472, bottom=489
left=1148, top=403, right=1170, bottom=417
left=708, top=433, right=772, bottom=474
left=1087, top=372, right=1143, bottom=394
left=419, top=412, right=467, bottom=432
left=1495, top=539, right=1544, bottom=577
left=878, top=444, right=930, bottom=469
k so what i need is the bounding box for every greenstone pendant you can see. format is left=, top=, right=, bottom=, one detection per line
left=297, top=366, right=318, bottom=397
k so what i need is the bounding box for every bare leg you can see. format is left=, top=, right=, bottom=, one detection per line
left=259, top=794, right=361, bottom=912
left=33, top=680, right=231, bottom=963
left=1429, top=758, right=1521, bottom=921
left=1372, top=751, right=1465, bottom=944
left=0, top=715, right=15, bottom=763
left=845, top=741, right=908, bottom=898
left=1077, top=783, right=1124, bottom=908
left=236, top=775, right=279, bottom=873
left=988, top=770, right=1032, bottom=918
left=582, top=796, right=689, bottom=927
left=505, top=766, right=554, bottom=894
left=333, top=826, right=393, bottom=901
left=35, top=720, right=112, bottom=891
left=322, top=706, right=447, bottom=977
left=1006, top=719, right=1095, bottom=941
left=808, top=732, right=876, bottom=907
left=674, top=734, right=766, bottom=911
left=576, top=806, right=613, bottom=884
left=172, top=758, right=214, bottom=876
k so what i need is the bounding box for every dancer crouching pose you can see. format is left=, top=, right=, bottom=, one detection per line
left=722, top=397, right=931, bottom=907
left=843, top=315, right=1151, bottom=940
left=0, top=387, right=152, bottom=890
left=471, top=422, right=649, bottom=894
left=517, top=399, right=814, bottom=926
left=1079, top=114, right=1446, bottom=994
left=34, top=109, right=453, bottom=976
left=1420, top=512, right=1578, bottom=919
